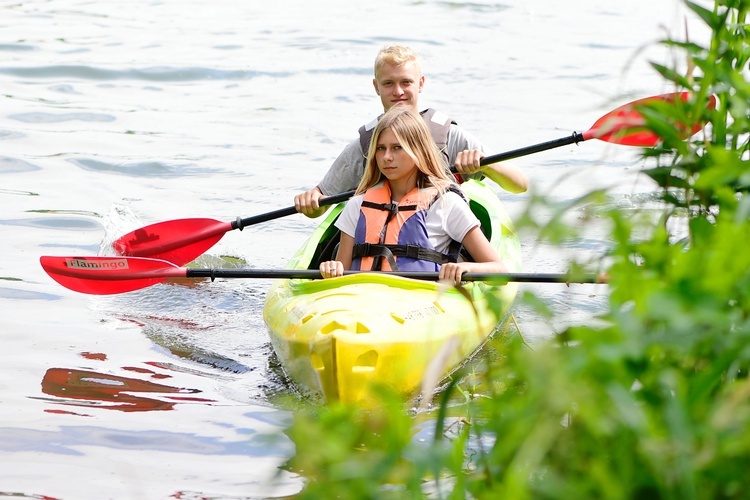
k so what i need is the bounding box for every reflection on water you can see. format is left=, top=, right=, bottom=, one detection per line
left=39, top=367, right=215, bottom=413
left=86, top=275, right=302, bottom=407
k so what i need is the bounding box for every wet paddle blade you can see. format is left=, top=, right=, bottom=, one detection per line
left=583, top=91, right=716, bottom=146
left=111, top=218, right=232, bottom=264
left=40, top=255, right=185, bottom=295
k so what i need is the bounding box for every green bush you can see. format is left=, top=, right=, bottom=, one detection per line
left=278, top=1, right=750, bottom=498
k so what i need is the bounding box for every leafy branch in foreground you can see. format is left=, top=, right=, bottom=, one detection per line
left=643, top=0, right=749, bottom=226
left=277, top=1, right=750, bottom=498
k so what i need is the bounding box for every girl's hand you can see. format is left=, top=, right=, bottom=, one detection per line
left=319, top=260, right=344, bottom=279
left=439, top=262, right=470, bottom=284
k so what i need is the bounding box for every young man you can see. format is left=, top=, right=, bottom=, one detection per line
left=294, top=45, right=528, bottom=218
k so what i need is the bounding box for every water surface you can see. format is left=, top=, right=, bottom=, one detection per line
left=0, top=0, right=709, bottom=497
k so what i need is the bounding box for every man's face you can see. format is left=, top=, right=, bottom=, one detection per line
left=373, top=61, right=424, bottom=111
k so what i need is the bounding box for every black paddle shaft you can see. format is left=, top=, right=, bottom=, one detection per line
left=184, top=268, right=604, bottom=284
left=228, top=164, right=458, bottom=232
left=228, top=132, right=586, bottom=231
left=231, top=190, right=356, bottom=230
left=480, top=132, right=585, bottom=166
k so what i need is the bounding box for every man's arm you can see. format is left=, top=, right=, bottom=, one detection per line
left=317, top=139, right=366, bottom=196
left=294, top=139, right=366, bottom=218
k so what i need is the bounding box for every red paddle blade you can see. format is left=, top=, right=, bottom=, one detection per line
left=583, top=91, right=716, bottom=146
left=111, top=218, right=232, bottom=265
left=40, top=256, right=185, bottom=295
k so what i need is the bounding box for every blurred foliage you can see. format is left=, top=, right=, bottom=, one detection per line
left=643, top=0, right=750, bottom=224
left=277, top=1, right=750, bottom=498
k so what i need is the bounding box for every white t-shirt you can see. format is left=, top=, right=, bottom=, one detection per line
left=334, top=187, right=480, bottom=254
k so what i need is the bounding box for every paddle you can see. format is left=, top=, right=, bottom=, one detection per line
left=479, top=91, right=715, bottom=165
left=110, top=190, right=355, bottom=266
left=40, top=256, right=606, bottom=295
left=111, top=91, right=715, bottom=266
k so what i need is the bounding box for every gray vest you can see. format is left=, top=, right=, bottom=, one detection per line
left=358, top=108, right=455, bottom=168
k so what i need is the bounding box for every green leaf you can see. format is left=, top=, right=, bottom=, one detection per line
left=686, top=0, right=724, bottom=30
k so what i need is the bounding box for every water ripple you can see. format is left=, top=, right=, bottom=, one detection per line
left=0, top=156, right=40, bottom=173
left=0, top=65, right=284, bottom=82
left=0, top=425, right=279, bottom=456
left=437, top=1, right=512, bottom=13
left=0, top=130, right=26, bottom=140
left=0, top=287, right=59, bottom=301
left=67, top=157, right=214, bottom=177
left=0, top=216, right=102, bottom=231
left=9, top=112, right=115, bottom=124
left=0, top=43, right=36, bottom=52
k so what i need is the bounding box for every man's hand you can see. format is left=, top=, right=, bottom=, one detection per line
left=455, top=150, right=529, bottom=194
left=453, top=149, right=483, bottom=175
left=294, top=186, right=328, bottom=218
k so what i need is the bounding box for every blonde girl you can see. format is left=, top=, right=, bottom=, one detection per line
left=320, top=106, right=507, bottom=283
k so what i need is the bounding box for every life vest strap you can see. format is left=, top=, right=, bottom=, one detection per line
left=352, top=243, right=399, bottom=271
left=361, top=200, right=418, bottom=213
left=352, top=242, right=457, bottom=271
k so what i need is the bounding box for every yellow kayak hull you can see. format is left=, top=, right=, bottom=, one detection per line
left=263, top=179, right=521, bottom=405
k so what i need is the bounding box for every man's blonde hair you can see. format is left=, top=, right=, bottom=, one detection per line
left=373, top=45, right=422, bottom=79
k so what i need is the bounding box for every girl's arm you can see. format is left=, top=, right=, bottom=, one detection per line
left=319, top=233, right=355, bottom=279
left=335, top=233, right=354, bottom=269
left=438, top=226, right=507, bottom=283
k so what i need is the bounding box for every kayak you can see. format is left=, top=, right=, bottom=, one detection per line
left=262, top=178, right=521, bottom=405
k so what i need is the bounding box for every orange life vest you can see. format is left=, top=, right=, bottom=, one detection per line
left=351, top=181, right=459, bottom=272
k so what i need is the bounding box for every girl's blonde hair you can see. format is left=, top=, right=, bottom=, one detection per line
left=356, top=106, right=454, bottom=195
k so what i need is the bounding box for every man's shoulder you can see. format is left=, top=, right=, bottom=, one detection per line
left=339, top=136, right=364, bottom=154
left=360, top=117, right=379, bottom=132
left=424, top=108, right=452, bottom=127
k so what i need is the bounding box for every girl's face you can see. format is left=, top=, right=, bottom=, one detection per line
left=375, top=127, right=418, bottom=184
